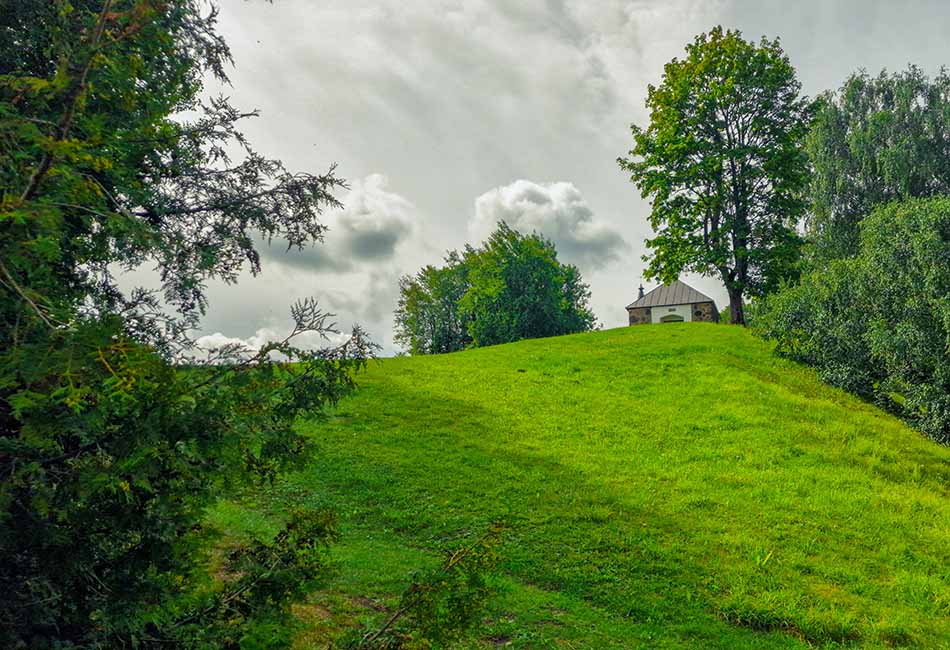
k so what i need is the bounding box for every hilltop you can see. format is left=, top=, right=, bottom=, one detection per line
left=217, top=324, right=950, bottom=649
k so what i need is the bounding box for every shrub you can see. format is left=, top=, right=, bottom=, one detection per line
left=0, top=310, right=371, bottom=649
left=340, top=524, right=503, bottom=649
left=860, top=198, right=950, bottom=441
left=756, top=197, right=950, bottom=442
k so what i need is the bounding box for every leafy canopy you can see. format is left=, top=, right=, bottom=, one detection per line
left=461, top=223, right=595, bottom=347
left=619, top=26, right=812, bottom=324
left=806, top=66, right=950, bottom=261
left=394, top=251, right=473, bottom=355
left=756, top=197, right=950, bottom=443
left=394, top=223, right=595, bottom=353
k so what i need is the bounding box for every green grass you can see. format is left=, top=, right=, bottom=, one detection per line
left=221, top=323, right=950, bottom=648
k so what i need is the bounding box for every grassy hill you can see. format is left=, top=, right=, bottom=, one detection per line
left=215, top=323, right=950, bottom=649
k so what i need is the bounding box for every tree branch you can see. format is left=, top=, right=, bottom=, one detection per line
left=0, top=259, right=55, bottom=328
left=20, top=0, right=116, bottom=202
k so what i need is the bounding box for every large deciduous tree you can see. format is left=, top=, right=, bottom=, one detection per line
left=619, top=27, right=813, bottom=325
left=806, top=66, right=950, bottom=261
left=461, top=223, right=594, bottom=347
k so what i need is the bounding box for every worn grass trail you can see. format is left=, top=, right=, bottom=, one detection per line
left=218, top=323, right=950, bottom=648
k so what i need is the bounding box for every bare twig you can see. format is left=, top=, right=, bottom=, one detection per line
left=357, top=526, right=500, bottom=647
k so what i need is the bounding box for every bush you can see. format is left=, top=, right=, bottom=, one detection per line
left=756, top=198, right=950, bottom=443
left=0, top=311, right=371, bottom=649
left=341, top=524, right=503, bottom=649
left=860, top=198, right=950, bottom=440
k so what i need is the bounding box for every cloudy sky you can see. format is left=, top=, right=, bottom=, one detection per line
left=182, top=0, right=950, bottom=354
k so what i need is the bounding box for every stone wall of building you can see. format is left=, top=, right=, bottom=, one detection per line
left=691, top=301, right=718, bottom=323
left=627, top=306, right=652, bottom=325
left=629, top=301, right=718, bottom=325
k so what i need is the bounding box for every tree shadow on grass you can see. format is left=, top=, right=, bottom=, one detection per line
left=289, top=391, right=832, bottom=650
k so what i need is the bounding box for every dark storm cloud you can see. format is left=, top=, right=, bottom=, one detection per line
left=336, top=190, right=412, bottom=262
left=260, top=244, right=347, bottom=273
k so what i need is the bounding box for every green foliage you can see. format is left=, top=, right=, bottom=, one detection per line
left=619, top=26, right=812, bottom=324
left=0, top=310, right=371, bottom=649
left=806, top=66, right=950, bottom=261
left=0, top=0, right=344, bottom=332
left=341, top=524, right=503, bottom=649
left=753, top=259, right=875, bottom=396
left=0, top=1, right=373, bottom=648
left=179, top=508, right=339, bottom=649
left=280, top=324, right=950, bottom=648
left=757, top=197, right=950, bottom=443
left=461, top=223, right=595, bottom=347
left=394, top=252, right=472, bottom=355
left=394, top=223, right=594, bottom=353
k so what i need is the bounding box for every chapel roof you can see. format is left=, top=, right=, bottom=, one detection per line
left=626, top=280, right=716, bottom=310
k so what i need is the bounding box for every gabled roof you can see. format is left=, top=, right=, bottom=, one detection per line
left=626, top=280, right=716, bottom=310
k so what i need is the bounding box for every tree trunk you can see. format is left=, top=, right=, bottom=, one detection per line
left=728, top=287, right=745, bottom=326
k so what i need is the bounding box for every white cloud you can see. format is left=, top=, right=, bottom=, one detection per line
left=470, top=179, right=628, bottom=270
left=195, top=326, right=350, bottom=354
left=262, top=173, right=414, bottom=272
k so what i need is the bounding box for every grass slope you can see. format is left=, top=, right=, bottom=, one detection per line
left=223, top=323, right=950, bottom=648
